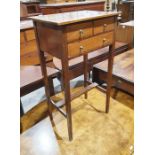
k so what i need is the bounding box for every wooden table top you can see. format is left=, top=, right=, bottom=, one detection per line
left=40, top=0, right=105, bottom=8
left=94, top=49, right=134, bottom=83
left=30, top=10, right=119, bottom=26
left=20, top=66, right=59, bottom=89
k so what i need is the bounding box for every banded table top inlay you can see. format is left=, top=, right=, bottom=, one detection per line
left=30, top=10, right=119, bottom=26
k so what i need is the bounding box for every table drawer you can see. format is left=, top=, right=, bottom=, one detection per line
left=67, top=32, right=114, bottom=58
left=100, top=31, right=114, bottom=47
left=66, top=22, right=93, bottom=42
left=94, top=17, right=115, bottom=35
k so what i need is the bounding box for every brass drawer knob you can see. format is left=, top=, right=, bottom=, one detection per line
left=103, top=38, right=107, bottom=42
left=104, top=24, right=107, bottom=27
left=80, top=45, right=84, bottom=54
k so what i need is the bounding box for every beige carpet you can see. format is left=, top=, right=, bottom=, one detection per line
left=21, top=87, right=134, bottom=155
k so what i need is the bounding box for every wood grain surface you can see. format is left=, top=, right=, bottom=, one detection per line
left=30, top=10, right=119, bottom=26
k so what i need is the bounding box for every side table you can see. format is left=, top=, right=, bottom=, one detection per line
left=30, top=10, right=118, bottom=140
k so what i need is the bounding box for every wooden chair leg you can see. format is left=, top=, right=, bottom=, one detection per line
left=106, top=45, right=114, bottom=113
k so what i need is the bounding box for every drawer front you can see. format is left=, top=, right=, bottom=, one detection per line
left=99, top=31, right=114, bottom=47
left=94, top=17, right=115, bottom=35
left=68, top=32, right=114, bottom=58
left=66, top=22, right=93, bottom=42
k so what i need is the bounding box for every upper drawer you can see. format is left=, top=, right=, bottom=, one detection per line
left=67, top=31, right=114, bottom=58
left=66, top=21, right=93, bottom=43
left=94, top=17, right=115, bottom=35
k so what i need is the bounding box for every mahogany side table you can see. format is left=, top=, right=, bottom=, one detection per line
left=30, top=10, right=119, bottom=140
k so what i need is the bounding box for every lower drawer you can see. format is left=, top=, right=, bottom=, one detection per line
left=67, top=32, right=114, bottom=58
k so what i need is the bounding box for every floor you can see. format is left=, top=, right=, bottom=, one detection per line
left=20, top=76, right=134, bottom=155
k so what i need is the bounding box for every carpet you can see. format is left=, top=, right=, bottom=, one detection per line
left=21, top=87, right=134, bottom=155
